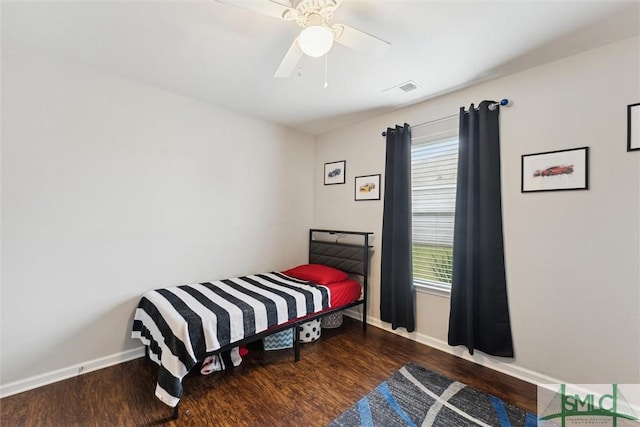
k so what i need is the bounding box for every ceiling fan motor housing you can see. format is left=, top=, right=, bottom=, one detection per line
left=287, top=0, right=339, bottom=28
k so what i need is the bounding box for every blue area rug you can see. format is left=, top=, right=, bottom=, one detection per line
left=328, top=363, right=537, bottom=427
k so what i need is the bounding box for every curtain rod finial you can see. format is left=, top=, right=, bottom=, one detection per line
left=489, top=99, right=510, bottom=111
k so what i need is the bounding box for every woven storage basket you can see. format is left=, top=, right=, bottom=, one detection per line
left=263, top=328, right=293, bottom=350
left=299, top=319, right=321, bottom=343
left=321, top=312, right=343, bottom=329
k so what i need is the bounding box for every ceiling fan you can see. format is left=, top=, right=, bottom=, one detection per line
left=215, top=0, right=391, bottom=78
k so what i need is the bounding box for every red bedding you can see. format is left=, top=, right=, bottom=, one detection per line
left=281, top=264, right=361, bottom=308
left=324, top=279, right=362, bottom=307
left=282, top=264, right=362, bottom=309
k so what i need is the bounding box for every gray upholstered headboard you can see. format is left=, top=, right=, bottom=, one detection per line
left=308, top=229, right=373, bottom=334
left=308, top=229, right=373, bottom=276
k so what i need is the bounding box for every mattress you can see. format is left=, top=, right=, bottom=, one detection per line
left=324, top=278, right=361, bottom=307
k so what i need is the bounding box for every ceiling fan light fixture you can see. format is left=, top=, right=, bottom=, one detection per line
left=299, top=25, right=334, bottom=57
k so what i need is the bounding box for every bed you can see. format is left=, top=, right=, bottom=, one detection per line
left=131, top=229, right=372, bottom=418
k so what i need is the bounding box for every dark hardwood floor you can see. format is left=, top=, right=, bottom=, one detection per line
left=1, top=317, right=536, bottom=426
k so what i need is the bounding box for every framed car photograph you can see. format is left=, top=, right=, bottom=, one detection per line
left=324, top=160, right=346, bottom=185
left=355, top=174, right=381, bottom=201
left=521, top=147, right=589, bottom=193
left=628, top=102, right=640, bottom=151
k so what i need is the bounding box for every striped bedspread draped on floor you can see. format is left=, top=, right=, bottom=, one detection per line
left=131, top=272, right=330, bottom=407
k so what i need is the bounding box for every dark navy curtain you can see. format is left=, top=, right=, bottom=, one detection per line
left=448, top=101, right=514, bottom=357
left=380, top=123, right=415, bottom=332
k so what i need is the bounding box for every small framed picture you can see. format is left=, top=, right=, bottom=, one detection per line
left=324, top=160, right=346, bottom=185
left=355, top=174, right=381, bottom=201
left=628, top=103, right=640, bottom=151
left=521, top=147, right=589, bottom=193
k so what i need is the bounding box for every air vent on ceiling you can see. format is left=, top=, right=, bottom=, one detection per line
left=398, top=81, right=418, bottom=92
left=383, top=80, right=420, bottom=96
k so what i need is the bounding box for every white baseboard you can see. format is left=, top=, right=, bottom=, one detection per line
left=342, top=309, right=563, bottom=387
left=0, top=312, right=566, bottom=399
left=0, top=347, right=145, bottom=399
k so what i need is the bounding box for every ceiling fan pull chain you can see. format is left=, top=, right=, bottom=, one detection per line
left=324, top=54, right=329, bottom=88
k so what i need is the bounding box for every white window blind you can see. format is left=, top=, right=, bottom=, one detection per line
left=411, top=116, right=459, bottom=292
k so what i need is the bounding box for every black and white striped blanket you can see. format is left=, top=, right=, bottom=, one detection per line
left=131, top=272, right=329, bottom=407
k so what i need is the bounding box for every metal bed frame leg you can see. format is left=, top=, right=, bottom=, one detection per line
left=293, top=325, right=300, bottom=362
left=172, top=404, right=179, bottom=420
left=362, top=232, right=369, bottom=333
left=362, top=299, right=367, bottom=332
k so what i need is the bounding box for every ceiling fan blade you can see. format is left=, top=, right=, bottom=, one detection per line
left=274, top=38, right=304, bottom=78
left=333, top=24, right=391, bottom=58
left=215, top=0, right=296, bottom=20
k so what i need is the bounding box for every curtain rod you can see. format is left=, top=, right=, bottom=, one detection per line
left=381, top=98, right=510, bottom=137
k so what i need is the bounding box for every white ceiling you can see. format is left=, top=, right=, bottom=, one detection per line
left=3, top=0, right=639, bottom=136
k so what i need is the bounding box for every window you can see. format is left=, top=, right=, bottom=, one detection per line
left=411, top=116, right=459, bottom=293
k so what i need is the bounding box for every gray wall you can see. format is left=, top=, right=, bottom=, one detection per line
left=314, top=36, right=640, bottom=385
left=1, top=47, right=316, bottom=391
